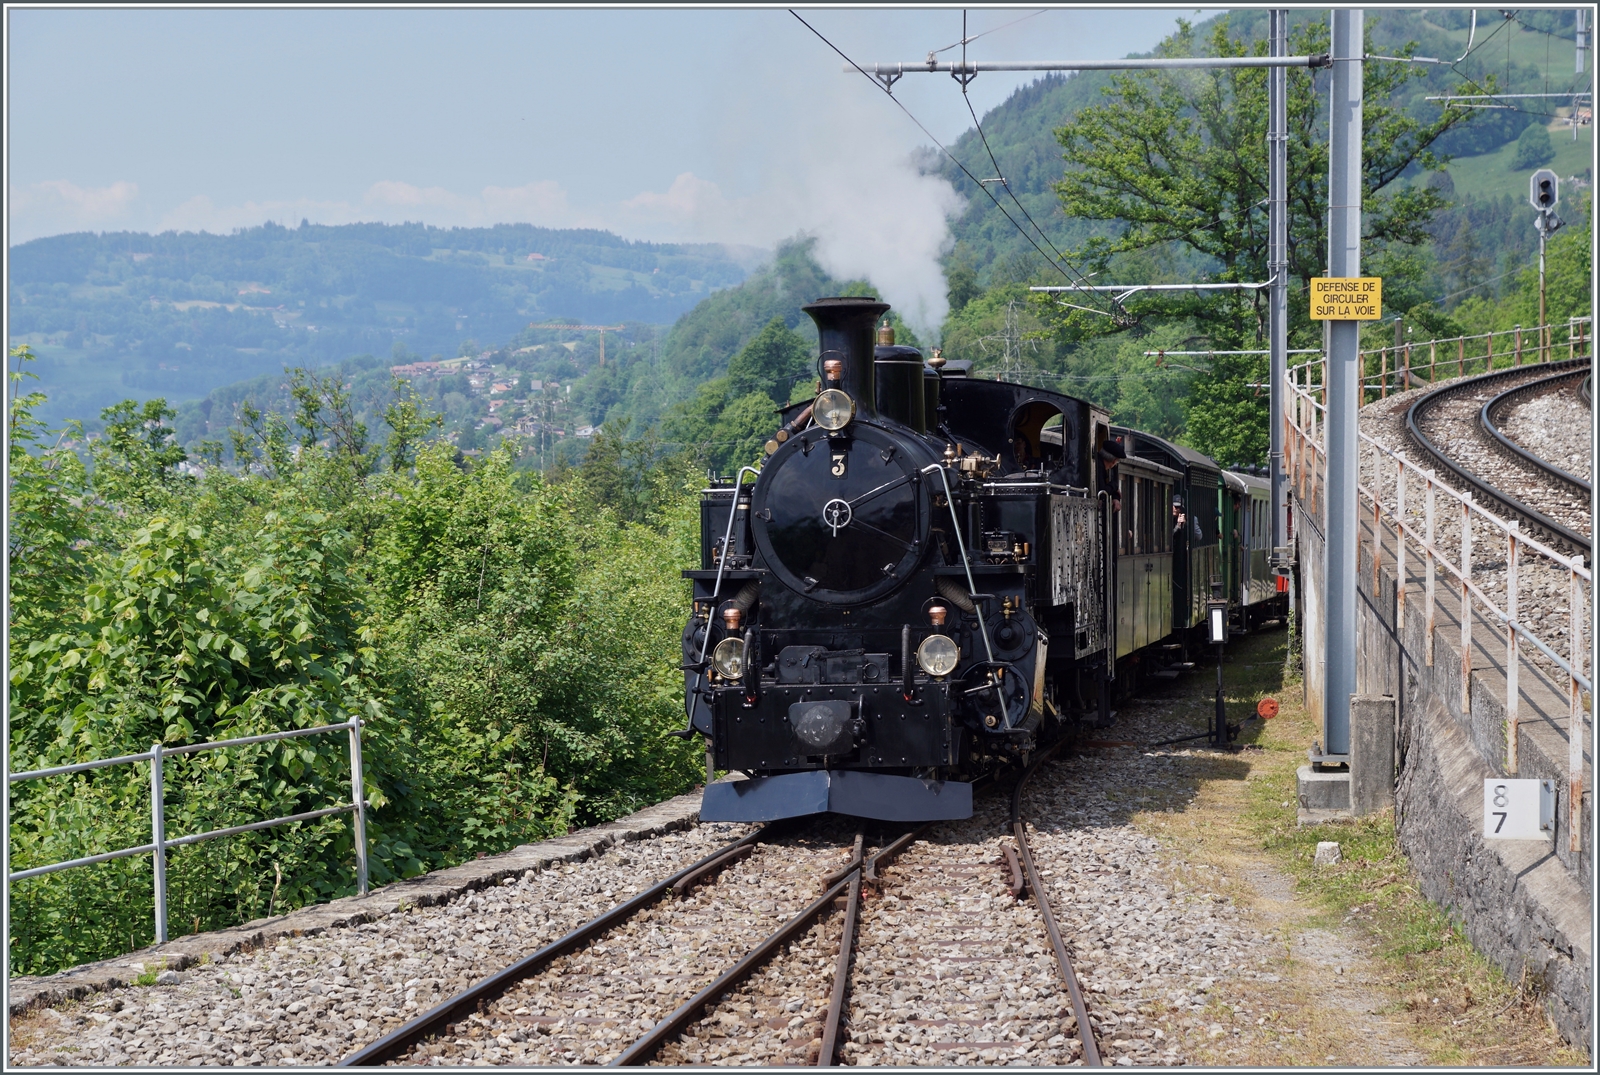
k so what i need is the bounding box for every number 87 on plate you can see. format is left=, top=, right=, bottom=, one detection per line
left=1482, top=779, right=1556, bottom=841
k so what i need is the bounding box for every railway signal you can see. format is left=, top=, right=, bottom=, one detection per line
left=1530, top=168, right=1559, bottom=212
left=1529, top=170, right=1562, bottom=363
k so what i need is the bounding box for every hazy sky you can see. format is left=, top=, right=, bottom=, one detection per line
left=8, top=5, right=1222, bottom=328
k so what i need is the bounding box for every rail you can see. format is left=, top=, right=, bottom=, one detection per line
left=7, top=720, right=370, bottom=943
left=1356, top=317, right=1590, bottom=402
left=1403, top=359, right=1592, bottom=553
left=1285, top=337, right=1590, bottom=852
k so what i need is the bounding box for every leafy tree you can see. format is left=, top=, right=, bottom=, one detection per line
left=574, top=417, right=672, bottom=526
left=286, top=367, right=375, bottom=476
left=945, top=255, right=982, bottom=315
left=1453, top=193, right=1592, bottom=334
left=90, top=398, right=190, bottom=509
left=227, top=400, right=295, bottom=478
left=725, top=317, right=811, bottom=405
left=1045, top=15, right=1474, bottom=464
left=382, top=377, right=444, bottom=473
left=8, top=346, right=96, bottom=638
left=1511, top=120, right=1554, bottom=170
left=713, top=392, right=783, bottom=475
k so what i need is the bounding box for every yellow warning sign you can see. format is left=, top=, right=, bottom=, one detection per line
left=1310, top=276, right=1382, bottom=320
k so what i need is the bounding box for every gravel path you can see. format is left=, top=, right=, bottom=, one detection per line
left=1497, top=382, right=1592, bottom=484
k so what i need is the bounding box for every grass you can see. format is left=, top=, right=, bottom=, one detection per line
left=1444, top=123, right=1594, bottom=202
left=131, top=959, right=165, bottom=988
left=1129, top=625, right=1587, bottom=1066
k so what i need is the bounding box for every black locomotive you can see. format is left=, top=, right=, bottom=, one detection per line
left=682, top=296, right=1285, bottom=822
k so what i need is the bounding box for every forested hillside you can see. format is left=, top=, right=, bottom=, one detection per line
left=935, top=8, right=1584, bottom=283
left=7, top=221, right=758, bottom=428
left=929, top=7, right=1591, bottom=465
left=165, top=237, right=926, bottom=474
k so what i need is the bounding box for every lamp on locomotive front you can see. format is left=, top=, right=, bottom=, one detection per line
left=813, top=388, right=855, bottom=431
left=712, top=637, right=745, bottom=679
left=917, top=634, right=960, bottom=678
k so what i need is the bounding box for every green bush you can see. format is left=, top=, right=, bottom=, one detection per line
left=1511, top=122, right=1554, bottom=170
left=7, top=346, right=703, bottom=976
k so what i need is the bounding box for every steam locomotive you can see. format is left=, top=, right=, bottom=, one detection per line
left=682, top=297, right=1286, bottom=823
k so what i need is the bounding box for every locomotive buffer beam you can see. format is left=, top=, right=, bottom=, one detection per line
left=701, top=769, right=973, bottom=824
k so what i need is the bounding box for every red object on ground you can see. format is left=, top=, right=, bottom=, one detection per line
left=1257, top=697, right=1280, bottom=720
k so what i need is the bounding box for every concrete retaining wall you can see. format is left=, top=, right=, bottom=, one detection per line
left=1297, top=507, right=1592, bottom=1047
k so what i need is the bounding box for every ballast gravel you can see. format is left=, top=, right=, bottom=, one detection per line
left=1360, top=383, right=1591, bottom=692
left=1498, top=385, right=1592, bottom=484
left=1408, top=367, right=1591, bottom=539
left=5, top=823, right=755, bottom=1067
left=9, top=738, right=1288, bottom=1068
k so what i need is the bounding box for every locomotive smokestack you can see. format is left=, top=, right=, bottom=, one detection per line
left=803, top=296, right=889, bottom=419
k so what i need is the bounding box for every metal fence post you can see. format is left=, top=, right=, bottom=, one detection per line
left=1424, top=472, right=1437, bottom=667
left=1571, top=557, right=1585, bottom=855
left=1461, top=495, right=1473, bottom=716
left=1372, top=442, right=1383, bottom=595
left=1395, top=455, right=1406, bottom=637
left=348, top=719, right=369, bottom=896
left=1507, top=523, right=1520, bottom=774
left=150, top=742, right=167, bottom=945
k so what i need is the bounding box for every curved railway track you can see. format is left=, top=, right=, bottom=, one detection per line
left=340, top=765, right=1101, bottom=1067
left=1404, top=358, right=1592, bottom=557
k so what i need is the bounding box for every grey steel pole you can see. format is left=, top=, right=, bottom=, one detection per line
left=1269, top=9, right=1289, bottom=562
left=150, top=742, right=168, bottom=945
left=1323, top=9, right=1364, bottom=759
left=348, top=719, right=369, bottom=896
left=1538, top=214, right=1548, bottom=364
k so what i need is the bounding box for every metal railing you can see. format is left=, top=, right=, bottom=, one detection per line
left=1285, top=341, right=1591, bottom=852
left=7, top=720, right=369, bottom=943
left=1358, top=316, right=1591, bottom=402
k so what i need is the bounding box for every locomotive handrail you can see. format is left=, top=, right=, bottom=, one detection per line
left=682, top=464, right=763, bottom=734
left=922, top=463, right=997, bottom=669
left=922, top=462, right=1037, bottom=731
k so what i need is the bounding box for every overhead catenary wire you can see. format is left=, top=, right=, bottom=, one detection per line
left=787, top=8, right=1125, bottom=322
left=925, top=8, right=1045, bottom=61
left=1429, top=11, right=1592, bottom=121
left=954, top=9, right=1081, bottom=290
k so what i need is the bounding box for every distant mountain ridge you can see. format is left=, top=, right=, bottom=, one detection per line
left=8, top=220, right=761, bottom=427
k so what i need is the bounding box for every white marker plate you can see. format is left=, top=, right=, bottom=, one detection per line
left=1483, top=778, right=1554, bottom=841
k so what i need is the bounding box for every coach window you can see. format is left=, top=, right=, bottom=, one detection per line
left=1135, top=478, right=1147, bottom=554
left=1159, top=483, right=1172, bottom=552
left=1126, top=476, right=1139, bottom=553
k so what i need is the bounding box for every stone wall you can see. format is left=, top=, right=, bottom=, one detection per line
left=1295, top=499, right=1591, bottom=1048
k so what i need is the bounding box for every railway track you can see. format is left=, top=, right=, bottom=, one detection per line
left=340, top=766, right=1101, bottom=1067
left=1404, top=358, right=1592, bottom=557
